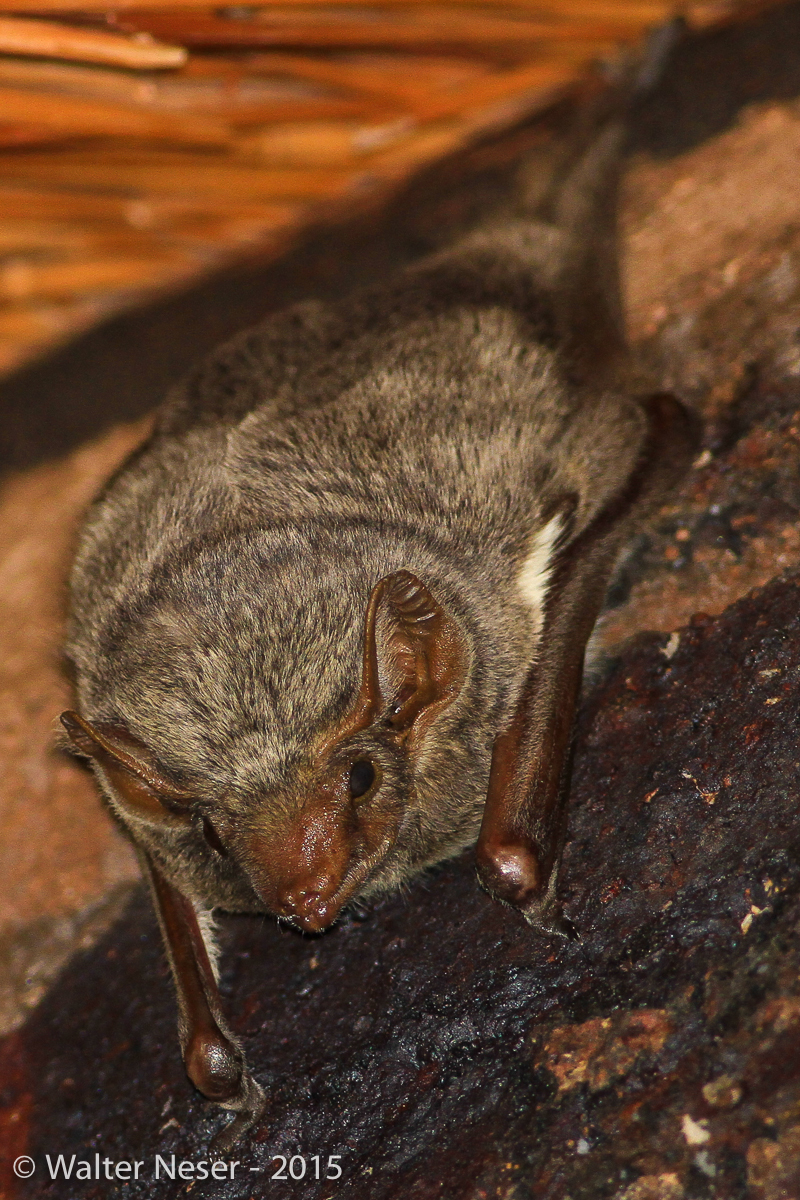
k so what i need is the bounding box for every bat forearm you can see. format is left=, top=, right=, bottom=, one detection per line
left=476, top=393, right=698, bottom=934
left=143, top=855, right=265, bottom=1146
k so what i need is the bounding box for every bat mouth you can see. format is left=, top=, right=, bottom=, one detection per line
left=277, top=832, right=397, bottom=934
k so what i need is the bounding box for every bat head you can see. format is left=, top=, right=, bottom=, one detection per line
left=62, top=570, right=472, bottom=932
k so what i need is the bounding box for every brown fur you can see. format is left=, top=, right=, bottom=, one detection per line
left=61, top=98, right=697, bottom=1143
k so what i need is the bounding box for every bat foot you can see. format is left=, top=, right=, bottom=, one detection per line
left=209, top=1073, right=266, bottom=1153
left=522, top=899, right=579, bottom=941
left=210, top=1110, right=256, bottom=1155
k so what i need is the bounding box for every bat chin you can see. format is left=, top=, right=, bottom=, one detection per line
left=286, top=905, right=341, bottom=934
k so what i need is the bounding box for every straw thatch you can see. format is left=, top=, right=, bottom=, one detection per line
left=0, top=0, right=784, bottom=375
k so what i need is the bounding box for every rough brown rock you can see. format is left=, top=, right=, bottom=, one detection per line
left=0, top=425, right=145, bottom=1035
left=2, top=7, right=800, bottom=1195
left=3, top=79, right=800, bottom=1004
left=3, top=571, right=800, bottom=1198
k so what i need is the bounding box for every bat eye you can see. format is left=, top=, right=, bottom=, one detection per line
left=349, top=759, right=376, bottom=800
left=203, top=817, right=227, bottom=857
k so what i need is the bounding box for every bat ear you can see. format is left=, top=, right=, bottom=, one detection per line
left=356, top=570, right=468, bottom=740
left=60, top=710, right=192, bottom=828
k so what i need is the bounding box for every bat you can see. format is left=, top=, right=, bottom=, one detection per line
left=60, top=78, right=698, bottom=1150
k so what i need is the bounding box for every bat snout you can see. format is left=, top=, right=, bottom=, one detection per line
left=244, top=800, right=357, bottom=930
left=243, top=778, right=403, bottom=930
left=275, top=873, right=343, bottom=932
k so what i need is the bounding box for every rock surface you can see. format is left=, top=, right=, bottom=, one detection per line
left=3, top=15, right=800, bottom=993
left=3, top=572, right=800, bottom=1198
left=0, top=426, right=145, bottom=1037
left=2, top=6, right=800, bottom=1196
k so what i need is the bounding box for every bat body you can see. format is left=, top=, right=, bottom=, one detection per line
left=62, top=97, right=697, bottom=1147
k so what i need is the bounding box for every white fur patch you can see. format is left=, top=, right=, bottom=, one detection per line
left=195, top=905, right=221, bottom=982
left=516, top=511, right=564, bottom=616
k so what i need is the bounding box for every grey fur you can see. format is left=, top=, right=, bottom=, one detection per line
left=66, top=195, right=645, bottom=903
left=62, top=91, right=696, bottom=1140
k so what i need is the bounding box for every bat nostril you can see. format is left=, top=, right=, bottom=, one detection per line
left=278, top=876, right=332, bottom=918
left=285, top=888, right=319, bottom=914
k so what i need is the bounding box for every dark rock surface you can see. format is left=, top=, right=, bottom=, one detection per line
left=3, top=8, right=800, bottom=1198
left=3, top=572, right=800, bottom=1199
left=598, top=358, right=800, bottom=646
